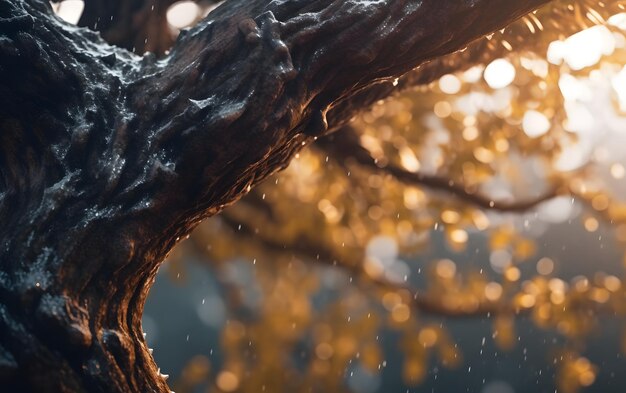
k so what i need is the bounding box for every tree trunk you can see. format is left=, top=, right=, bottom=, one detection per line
left=0, top=0, right=550, bottom=391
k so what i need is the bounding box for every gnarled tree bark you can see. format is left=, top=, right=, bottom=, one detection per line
left=1, top=0, right=553, bottom=391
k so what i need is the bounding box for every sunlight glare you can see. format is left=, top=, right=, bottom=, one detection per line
left=522, top=110, right=551, bottom=138
left=608, top=13, right=626, bottom=30
left=167, top=1, right=200, bottom=29
left=547, top=26, right=615, bottom=70
left=484, top=59, right=516, bottom=89
left=612, top=65, right=626, bottom=112
left=54, top=0, right=84, bottom=25
left=439, top=74, right=462, bottom=94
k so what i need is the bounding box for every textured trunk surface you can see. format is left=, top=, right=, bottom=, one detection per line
left=0, top=0, right=550, bottom=391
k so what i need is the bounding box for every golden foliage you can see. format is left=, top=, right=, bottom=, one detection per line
left=168, top=3, right=626, bottom=393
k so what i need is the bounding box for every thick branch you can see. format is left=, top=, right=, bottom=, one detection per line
left=0, top=0, right=559, bottom=391
left=326, top=0, right=624, bottom=130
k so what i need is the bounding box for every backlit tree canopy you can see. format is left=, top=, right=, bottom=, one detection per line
left=152, top=2, right=626, bottom=393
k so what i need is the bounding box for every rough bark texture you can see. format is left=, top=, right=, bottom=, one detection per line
left=0, top=0, right=552, bottom=392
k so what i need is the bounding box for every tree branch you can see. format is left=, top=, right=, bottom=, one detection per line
left=326, top=0, right=624, bottom=131
left=1, top=0, right=560, bottom=391
left=318, top=126, right=562, bottom=212
left=214, top=209, right=518, bottom=319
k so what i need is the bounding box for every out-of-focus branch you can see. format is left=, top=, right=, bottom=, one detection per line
left=199, top=210, right=519, bottom=319
left=318, top=126, right=563, bottom=212
left=199, top=200, right=621, bottom=322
